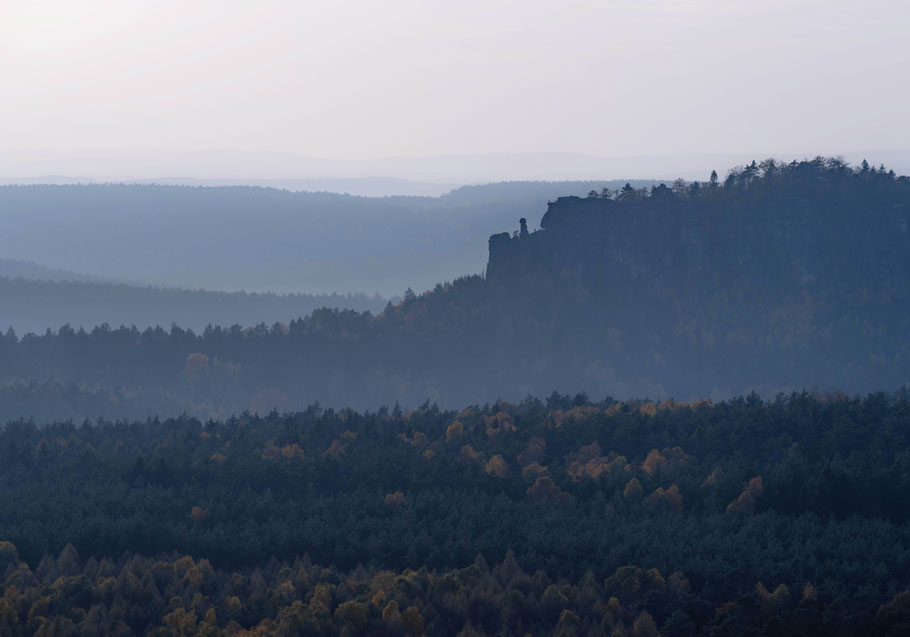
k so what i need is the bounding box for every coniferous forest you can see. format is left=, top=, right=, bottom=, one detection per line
left=2, top=393, right=910, bottom=635
left=2, top=159, right=910, bottom=636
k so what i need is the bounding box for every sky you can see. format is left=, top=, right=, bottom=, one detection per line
left=1, top=0, right=909, bottom=178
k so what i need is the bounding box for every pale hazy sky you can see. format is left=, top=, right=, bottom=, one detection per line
left=1, top=0, right=908, bottom=162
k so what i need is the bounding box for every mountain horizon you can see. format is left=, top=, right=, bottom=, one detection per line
left=4, top=148, right=910, bottom=191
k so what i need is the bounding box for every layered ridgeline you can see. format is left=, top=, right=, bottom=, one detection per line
left=0, top=276, right=388, bottom=336
left=0, top=179, right=656, bottom=297
left=0, top=158, right=908, bottom=420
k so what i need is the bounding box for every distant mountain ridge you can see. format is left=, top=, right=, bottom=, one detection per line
left=0, top=176, right=458, bottom=197
left=3, top=148, right=910, bottom=182
left=0, top=180, right=658, bottom=296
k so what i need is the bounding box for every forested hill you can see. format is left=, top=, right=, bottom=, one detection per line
left=0, top=276, right=388, bottom=336
left=480, top=157, right=910, bottom=397
left=0, top=158, right=907, bottom=420
left=488, top=158, right=909, bottom=295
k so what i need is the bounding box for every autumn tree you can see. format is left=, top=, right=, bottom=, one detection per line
left=727, top=476, right=764, bottom=514
left=623, top=477, right=644, bottom=501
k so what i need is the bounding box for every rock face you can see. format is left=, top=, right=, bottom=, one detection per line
left=479, top=162, right=910, bottom=398
left=487, top=191, right=910, bottom=300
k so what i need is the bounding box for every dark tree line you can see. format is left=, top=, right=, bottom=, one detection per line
left=0, top=275, right=388, bottom=336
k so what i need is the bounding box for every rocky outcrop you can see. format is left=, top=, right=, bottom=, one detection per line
left=487, top=189, right=910, bottom=301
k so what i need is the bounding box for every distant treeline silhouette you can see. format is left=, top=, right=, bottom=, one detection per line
left=0, top=275, right=388, bottom=336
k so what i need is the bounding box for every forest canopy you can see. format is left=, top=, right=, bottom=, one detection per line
left=1, top=392, right=909, bottom=635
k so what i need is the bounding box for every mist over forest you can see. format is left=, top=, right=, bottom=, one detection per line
left=2, top=153, right=910, bottom=635
left=0, top=180, right=657, bottom=299
left=1, top=157, right=907, bottom=421
left=0, top=275, right=389, bottom=337
left=3, top=1, right=910, bottom=631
